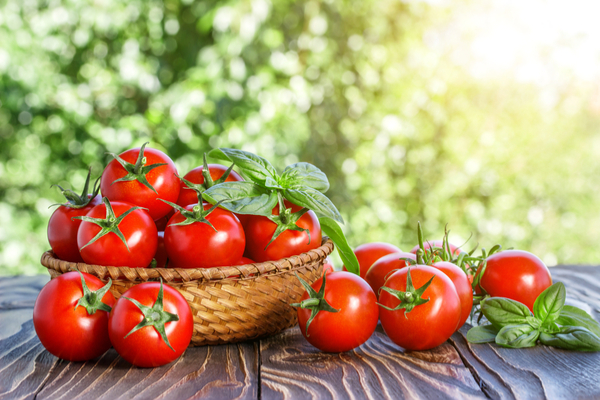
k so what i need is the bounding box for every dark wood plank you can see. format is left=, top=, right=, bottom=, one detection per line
left=260, top=325, right=485, bottom=400
left=450, top=266, right=600, bottom=400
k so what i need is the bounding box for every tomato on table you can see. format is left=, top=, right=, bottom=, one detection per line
left=431, top=261, right=473, bottom=330
left=343, top=242, right=402, bottom=279
left=365, top=252, right=416, bottom=298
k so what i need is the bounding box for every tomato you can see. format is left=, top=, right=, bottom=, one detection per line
left=244, top=202, right=321, bottom=262
left=154, top=209, right=174, bottom=232
left=379, top=265, right=461, bottom=351
left=410, top=240, right=461, bottom=256
left=475, top=250, right=552, bottom=312
left=108, top=281, right=193, bottom=368
left=152, top=231, right=168, bottom=268
left=295, top=271, right=378, bottom=352
left=101, top=143, right=180, bottom=220
left=230, top=257, right=255, bottom=266
left=164, top=203, right=245, bottom=268
left=77, top=199, right=157, bottom=268
left=33, top=271, right=115, bottom=361
left=365, top=252, right=416, bottom=298
left=176, top=164, right=243, bottom=208
left=431, top=261, right=473, bottom=330
left=343, top=242, right=402, bottom=279
left=48, top=195, right=101, bottom=262
left=322, top=257, right=335, bottom=275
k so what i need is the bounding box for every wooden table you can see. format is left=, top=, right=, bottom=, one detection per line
left=2, top=266, right=599, bottom=400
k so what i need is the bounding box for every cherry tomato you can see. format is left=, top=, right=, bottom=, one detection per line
left=431, top=261, right=473, bottom=330
left=77, top=200, right=157, bottom=268
left=244, top=202, right=321, bottom=262
left=176, top=164, right=243, bottom=208
left=164, top=203, right=245, bottom=268
left=101, top=144, right=180, bottom=220
left=475, top=250, right=552, bottom=312
left=365, top=252, right=416, bottom=298
left=108, top=281, right=193, bottom=368
left=152, top=231, right=168, bottom=268
left=33, top=271, right=115, bottom=361
left=296, top=271, right=378, bottom=352
left=154, top=209, right=174, bottom=232
left=410, top=240, right=461, bottom=256
left=379, top=265, right=461, bottom=351
left=343, top=242, right=402, bottom=279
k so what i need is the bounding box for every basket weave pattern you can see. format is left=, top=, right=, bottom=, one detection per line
left=41, top=238, right=333, bottom=346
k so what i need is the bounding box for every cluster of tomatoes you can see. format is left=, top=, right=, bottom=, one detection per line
left=294, top=233, right=552, bottom=353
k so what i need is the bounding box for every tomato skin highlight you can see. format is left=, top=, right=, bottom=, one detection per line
left=365, top=252, right=416, bottom=298
left=108, top=282, right=193, bottom=368
left=343, top=242, right=402, bottom=278
left=33, top=272, right=115, bottom=361
left=475, top=250, right=552, bottom=312
left=176, top=164, right=243, bottom=208
left=47, top=195, right=102, bottom=262
left=297, top=272, right=378, bottom=353
left=77, top=201, right=157, bottom=268
left=379, top=265, right=461, bottom=351
left=164, top=203, right=245, bottom=268
left=101, top=146, right=180, bottom=220
left=431, top=261, right=473, bottom=330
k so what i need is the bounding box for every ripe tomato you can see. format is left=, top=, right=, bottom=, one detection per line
left=164, top=203, right=245, bottom=268
left=152, top=231, right=168, bottom=268
left=76, top=199, right=157, bottom=268
left=410, top=240, right=461, bottom=256
left=101, top=143, right=180, bottom=220
left=322, top=257, right=335, bottom=275
left=343, top=242, right=402, bottom=279
left=108, top=281, right=193, bottom=368
left=475, top=250, right=552, bottom=312
left=244, top=202, right=321, bottom=262
left=365, top=252, right=416, bottom=298
left=48, top=195, right=101, bottom=262
left=154, top=209, right=174, bottom=232
left=33, top=271, right=115, bottom=361
left=431, top=261, right=473, bottom=330
left=295, top=271, right=378, bottom=352
left=379, top=265, right=461, bottom=351
left=230, top=257, right=255, bottom=266
left=176, top=164, right=243, bottom=208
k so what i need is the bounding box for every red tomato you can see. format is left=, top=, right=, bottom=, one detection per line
left=33, top=271, right=115, bottom=361
left=322, top=257, right=335, bottom=275
left=108, top=282, right=193, bottom=368
left=431, top=261, right=473, bottom=330
left=244, top=202, right=321, bottom=262
left=296, top=272, right=378, bottom=352
left=101, top=144, right=180, bottom=220
left=176, top=164, right=243, bottom=208
left=410, top=240, right=461, bottom=256
left=379, top=265, right=461, bottom=351
left=475, top=250, right=552, bottom=312
left=365, top=252, right=416, bottom=298
left=77, top=200, right=157, bottom=268
left=343, top=242, right=402, bottom=279
left=230, top=257, right=255, bottom=266
left=152, top=231, right=168, bottom=268
left=154, top=209, right=174, bottom=232
left=164, top=203, right=245, bottom=268
left=48, top=195, right=101, bottom=262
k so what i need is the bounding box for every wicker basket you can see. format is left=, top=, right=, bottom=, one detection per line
left=41, top=238, right=333, bottom=346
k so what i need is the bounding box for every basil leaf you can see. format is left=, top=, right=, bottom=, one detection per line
left=557, top=305, right=600, bottom=337
left=539, top=326, right=600, bottom=352
left=319, top=217, right=359, bottom=276
left=280, top=162, right=330, bottom=193
left=533, top=282, right=565, bottom=326
left=284, top=188, right=343, bottom=223
left=207, top=148, right=230, bottom=162
left=467, top=325, right=499, bottom=344
left=481, top=297, right=532, bottom=330
left=203, top=181, right=278, bottom=216
left=495, top=324, right=540, bottom=349
left=218, top=148, right=279, bottom=186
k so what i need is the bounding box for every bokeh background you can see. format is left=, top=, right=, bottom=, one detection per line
left=2, top=0, right=600, bottom=275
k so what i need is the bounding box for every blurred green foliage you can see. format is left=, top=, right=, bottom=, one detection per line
left=1, top=0, right=600, bottom=275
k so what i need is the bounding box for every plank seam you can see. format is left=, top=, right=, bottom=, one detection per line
left=447, top=336, right=493, bottom=399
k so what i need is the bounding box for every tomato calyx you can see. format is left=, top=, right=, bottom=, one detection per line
left=107, top=142, right=167, bottom=194
left=50, top=167, right=100, bottom=209
left=122, top=280, right=180, bottom=351
left=291, top=272, right=340, bottom=336
left=265, top=194, right=311, bottom=249
left=378, top=267, right=435, bottom=316
left=73, top=197, right=147, bottom=251
left=158, top=198, right=224, bottom=230
left=179, top=154, right=237, bottom=201
left=74, top=271, right=113, bottom=314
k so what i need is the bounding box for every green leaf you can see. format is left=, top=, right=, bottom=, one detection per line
left=556, top=305, right=600, bottom=337
left=280, top=162, right=330, bottom=193
left=284, top=188, right=343, bottom=223
left=495, top=324, right=540, bottom=349
left=207, top=148, right=230, bottom=162
left=481, top=297, right=532, bottom=330
left=467, top=324, right=499, bottom=343
left=539, top=326, right=600, bottom=352
left=203, top=181, right=278, bottom=216
left=533, top=282, right=566, bottom=326
left=218, top=148, right=278, bottom=186
left=319, top=217, right=359, bottom=276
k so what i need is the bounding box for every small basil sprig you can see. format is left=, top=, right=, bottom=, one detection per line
left=467, top=282, right=600, bottom=352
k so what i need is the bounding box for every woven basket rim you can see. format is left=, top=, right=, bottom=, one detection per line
left=41, top=237, right=334, bottom=283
